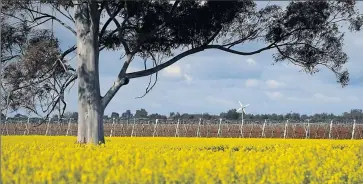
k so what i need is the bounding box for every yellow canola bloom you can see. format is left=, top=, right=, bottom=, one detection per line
left=1, top=136, right=363, bottom=184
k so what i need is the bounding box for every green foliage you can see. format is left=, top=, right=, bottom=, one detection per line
left=134, top=108, right=148, bottom=118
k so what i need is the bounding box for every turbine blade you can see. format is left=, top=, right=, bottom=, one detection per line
left=243, top=109, right=246, bottom=114
left=237, top=108, right=242, bottom=112
left=244, top=104, right=250, bottom=107
left=239, top=101, right=242, bottom=107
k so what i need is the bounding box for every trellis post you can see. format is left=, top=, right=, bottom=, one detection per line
left=110, top=118, right=115, bottom=137
left=351, top=119, right=356, bottom=140
left=328, top=120, right=333, bottom=139
left=261, top=119, right=266, bottom=138
left=217, top=118, right=222, bottom=137
left=305, top=119, right=310, bottom=139
left=45, top=118, right=51, bottom=136
left=196, top=118, right=201, bottom=137
left=66, top=118, right=72, bottom=136
left=283, top=120, right=288, bottom=139
left=153, top=119, right=158, bottom=137
left=24, top=117, right=30, bottom=135
left=175, top=119, right=180, bottom=137
left=240, top=116, right=244, bottom=138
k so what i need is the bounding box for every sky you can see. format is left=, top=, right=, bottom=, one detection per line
left=10, top=1, right=363, bottom=117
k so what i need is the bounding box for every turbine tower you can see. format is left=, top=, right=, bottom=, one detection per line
left=237, top=101, right=250, bottom=138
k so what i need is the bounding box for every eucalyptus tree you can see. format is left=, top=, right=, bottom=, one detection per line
left=1, top=0, right=362, bottom=144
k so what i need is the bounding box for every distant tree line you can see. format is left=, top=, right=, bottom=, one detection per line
left=3, top=109, right=362, bottom=123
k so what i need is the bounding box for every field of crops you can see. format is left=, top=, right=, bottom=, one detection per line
left=2, top=136, right=363, bottom=184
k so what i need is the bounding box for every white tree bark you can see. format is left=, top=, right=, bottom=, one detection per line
left=74, top=2, right=104, bottom=144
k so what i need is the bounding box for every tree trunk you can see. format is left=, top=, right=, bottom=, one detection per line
left=74, top=2, right=104, bottom=144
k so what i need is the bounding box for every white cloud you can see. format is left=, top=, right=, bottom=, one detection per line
left=245, top=79, right=260, bottom=88
left=162, top=64, right=181, bottom=77
left=246, top=58, right=256, bottom=65
left=313, top=93, right=341, bottom=103
left=265, top=92, right=283, bottom=100
left=266, top=79, right=286, bottom=89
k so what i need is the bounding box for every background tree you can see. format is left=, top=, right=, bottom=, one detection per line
left=174, top=112, right=181, bottom=120
left=223, top=109, right=240, bottom=120
left=169, top=112, right=175, bottom=119
left=110, top=112, right=119, bottom=119
left=148, top=113, right=167, bottom=120
left=71, top=112, right=78, bottom=121
left=2, top=0, right=362, bottom=144
left=134, top=109, right=148, bottom=118
left=13, top=113, right=28, bottom=120
left=121, top=110, right=133, bottom=119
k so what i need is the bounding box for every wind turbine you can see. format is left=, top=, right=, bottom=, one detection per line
left=237, top=101, right=250, bottom=137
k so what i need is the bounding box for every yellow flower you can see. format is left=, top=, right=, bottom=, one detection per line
left=1, top=136, right=362, bottom=184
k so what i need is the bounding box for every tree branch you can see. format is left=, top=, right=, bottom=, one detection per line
left=136, top=52, right=159, bottom=99
left=99, top=5, right=122, bottom=39
left=100, top=54, right=133, bottom=109
left=105, top=4, right=130, bottom=54
left=51, top=4, right=75, bottom=23
left=22, top=6, right=76, bottom=35
left=125, top=43, right=276, bottom=79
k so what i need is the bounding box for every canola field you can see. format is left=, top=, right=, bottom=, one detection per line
left=1, top=136, right=363, bottom=184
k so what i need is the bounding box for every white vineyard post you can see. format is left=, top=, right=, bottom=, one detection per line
left=24, top=117, right=30, bottom=135
left=175, top=119, right=180, bottom=137
left=141, top=122, right=145, bottom=136
left=283, top=120, right=288, bottom=139
left=217, top=118, right=222, bottom=137
left=261, top=119, right=266, bottom=138
left=153, top=119, right=158, bottom=137
left=305, top=119, right=310, bottom=139
left=66, top=118, right=72, bottom=136
left=131, top=118, right=136, bottom=137
left=351, top=119, right=356, bottom=140
left=110, top=118, right=115, bottom=137
left=26, top=118, right=30, bottom=135
left=45, top=118, right=51, bottom=136
left=329, top=120, right=333, bottom=139
left=27, top=117, right=31, bottom=135
left=196, top=118, right=201, bottom=137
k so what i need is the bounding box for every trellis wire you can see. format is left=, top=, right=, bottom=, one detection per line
left=2, top=118, right=363, bottom=139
